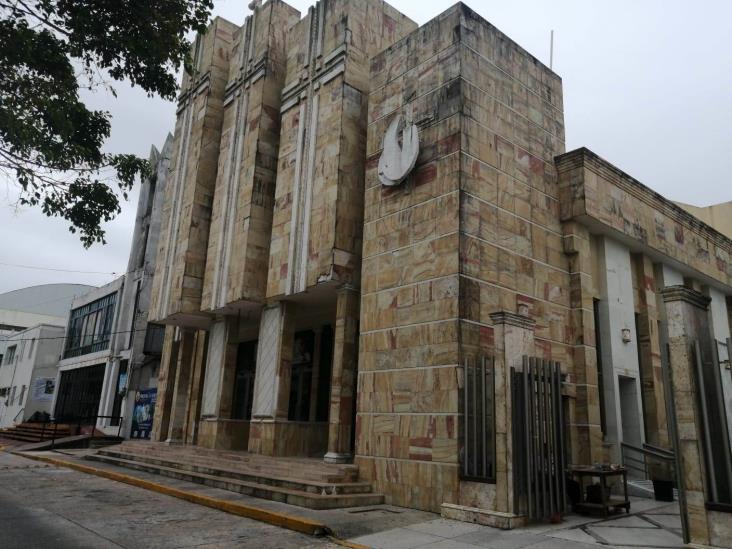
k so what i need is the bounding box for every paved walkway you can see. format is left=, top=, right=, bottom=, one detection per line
left=0, top=452, right=339, bottom=548
left=1, top=449, right=684, bottom=549
left=351, top=502, right=683, bottom=549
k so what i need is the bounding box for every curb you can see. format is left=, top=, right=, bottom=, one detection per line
left=12, top=451, right=331, bottom=537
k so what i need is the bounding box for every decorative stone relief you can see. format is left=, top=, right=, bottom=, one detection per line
left=378, top=114, right=419, bottom=186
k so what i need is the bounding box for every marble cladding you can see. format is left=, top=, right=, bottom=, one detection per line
left=557, top=148, right=732, bottom=288
left=146, top=0, right=732, bottom=525
left=360, top=3, right=569, bottom=513
left=149, top=17, right=237, bottom=325
left=201, top=1, right=300, bottom=313
left=265, top=0, right=416, bottom=298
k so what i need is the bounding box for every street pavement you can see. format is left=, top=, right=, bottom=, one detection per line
left=0, top=452, right=338, bottom=548
left=0, top=450, right=684, bottom=549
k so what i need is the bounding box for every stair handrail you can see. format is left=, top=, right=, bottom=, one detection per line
left=12, top=407, right=24, bottom=423
left=620, top=441, right=675, bottom=481
left=47, top=414, right=124, bottom=450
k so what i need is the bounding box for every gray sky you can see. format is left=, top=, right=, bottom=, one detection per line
left=1, top=0, right=730, bottom=294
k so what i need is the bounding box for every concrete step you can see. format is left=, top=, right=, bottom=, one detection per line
left=0, top=432, right=43, bottom=442
left=85, top=453, right=384, bottom=509
left=102, top=444, right=358, bottom=483
left=94, top=448, right=372, bottom=494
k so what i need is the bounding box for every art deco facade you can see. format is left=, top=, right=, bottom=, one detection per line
left=148, top=2, right=732, bottom=545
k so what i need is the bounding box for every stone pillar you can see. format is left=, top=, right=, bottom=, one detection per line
left=200, top=317, right=239, bottom=418
left=324, top=287, right=360, bottom=464
left=562, top=222, right=604, bottom=464
left=661, top=286, right=715, bottom=546
left=488, top=311, right=535, bottom=514
left=633, top=254, right=669, bottom=447
left=248, top=301, right=295, bottom=455
left=165, top=328, right=196, bottom=443
left=183, top=330, right=208, bottom=444
left=151, top=326, right=180, bottom=442
left=198, top=317, right=242, bottom=449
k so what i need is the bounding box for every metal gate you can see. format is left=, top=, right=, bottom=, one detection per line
left=461, top=356, right=495, bottom=482
left=512, top=356, right=567, bottom=520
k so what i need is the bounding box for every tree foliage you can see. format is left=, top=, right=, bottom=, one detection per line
left=0, top=0, right=213, bottom=246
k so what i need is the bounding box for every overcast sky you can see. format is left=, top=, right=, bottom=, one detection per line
left=1, top=0, right=731, bottom=294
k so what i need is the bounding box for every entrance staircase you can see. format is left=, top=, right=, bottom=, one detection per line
left=0, top=422, right=72, bottom=443
left=86, top=441, right=384, bottom=509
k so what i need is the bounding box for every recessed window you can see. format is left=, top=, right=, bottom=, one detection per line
left=64, top=293, right=117, bottom=358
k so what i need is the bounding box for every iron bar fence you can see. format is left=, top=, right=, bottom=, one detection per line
left=461, top=356, right=495, bottom=483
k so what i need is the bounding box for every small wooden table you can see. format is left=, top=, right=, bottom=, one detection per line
left=568, top=465, right=630, bottom=518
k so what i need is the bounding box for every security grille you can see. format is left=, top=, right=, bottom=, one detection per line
left=461, top=356, right=495, bottom=483
left=512, top=356, right=567, bottom=520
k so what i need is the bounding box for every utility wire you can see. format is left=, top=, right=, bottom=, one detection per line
left=1, top=326, right=161, bottom=343
left=0, top=261, right=119, bottom=276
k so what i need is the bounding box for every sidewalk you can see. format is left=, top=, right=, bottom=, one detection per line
left=350, top=503, right=683, bottom=548
left=13, top=449, right=683, bottom=549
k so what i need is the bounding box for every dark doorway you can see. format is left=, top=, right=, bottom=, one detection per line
left=232, top=341, right=257, bottom=420
left=289, top=331, right=314, bottom=421
left=55, top=364, right=106, bottom=422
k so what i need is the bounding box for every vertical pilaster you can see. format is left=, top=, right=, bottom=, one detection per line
left=487, top=311, right=535, bottom=513
left=166, top=329, right=196, bottom=443
left=183, top=330, right=208, bottom=444
left=661, top=286, right=712, bottom=545
left=151, top=326, right=180, bottom=442
left=633, top=254, right=669, bottom=447
left=562, top=221, right=604, bottom=464
left=324, top=286, right=360, bottom=463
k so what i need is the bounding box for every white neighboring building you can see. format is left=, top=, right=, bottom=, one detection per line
left=0, top=283, right=93, bottom=338
left=52, top=277, right=126, bottom=434
left=0, top=324, right=65, bottom=428
left=51, top=138, right=171, bottom=438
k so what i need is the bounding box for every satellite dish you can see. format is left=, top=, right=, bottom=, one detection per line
left=378, top=115, right=419, bottom=187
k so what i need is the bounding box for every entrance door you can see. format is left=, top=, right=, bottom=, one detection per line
left=55, top=364, right=106, bottom=422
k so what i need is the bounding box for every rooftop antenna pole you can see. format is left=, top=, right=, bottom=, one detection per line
left=550, top=29, right=554, bottom=70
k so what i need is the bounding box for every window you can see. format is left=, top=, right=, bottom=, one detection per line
left=4, top=345, right=16, bottom=365
left=9, top=386, right=16, bottom=405
left=64, top=293, right=117, bottom=358
left=19, top=385, right=26, bottom=406
left=27, top=339, right=36, bottom=359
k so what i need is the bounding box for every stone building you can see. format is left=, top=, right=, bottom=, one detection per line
left=146, top=1, right=732, bottom=545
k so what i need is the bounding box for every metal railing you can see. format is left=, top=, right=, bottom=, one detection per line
left=36, top=415, right=124, bottom=450
left=620, top=441, right=675, bottom=481
left=12, top=407, right=24, bottom=423
left=461, top=356, right=495, bottom=483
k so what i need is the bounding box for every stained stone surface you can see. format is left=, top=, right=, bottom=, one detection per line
left=149, top=17, right=237, bottom=326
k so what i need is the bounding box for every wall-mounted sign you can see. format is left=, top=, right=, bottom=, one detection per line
left=32, top=377, right=55, bottom=401
left=378, top=114, right=419, bottom=187
left=131, top=388, right=157, bottom=439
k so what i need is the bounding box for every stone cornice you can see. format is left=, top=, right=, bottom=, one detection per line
left=489, top=311, right=536, bottom=331
left=660, top=285, right=711, bottom=310
left=555, top=147, right=732, bottom=255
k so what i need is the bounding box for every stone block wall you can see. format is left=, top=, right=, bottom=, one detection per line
left=359, top=3, right=567, bottom=513
left=202, top=0, right=300, bottom=314
left=265, top=0, right=416, bottom=299
left=150, top=17, right=237, bottom=326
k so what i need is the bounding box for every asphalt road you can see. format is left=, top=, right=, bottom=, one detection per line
left=0, top=452, right=338, bottom=549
